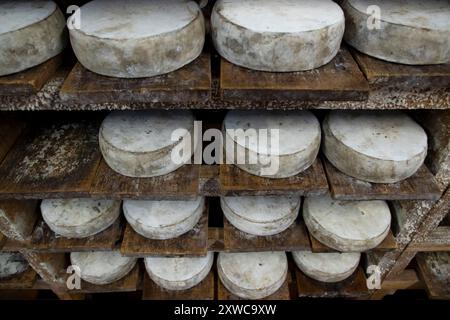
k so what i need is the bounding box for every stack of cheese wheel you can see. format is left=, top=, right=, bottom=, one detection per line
left=304, top=195, right=391, bottom=252
left=41, top=199, right=121, bottom=238
left=292, top=250, right=361, bottom=283
left=68, top=0, right=205, bottom=78
left=323, top=111, right=428, bottom=183
left=0, top=253, right=29, bottom=279
left=144, top=252, right=214, bottom=291
left=0, top=1, right=67, bottom=76
left=211, top=0, right=345, bottom=71
left=99, top=111, right=195, bottom=178
left=224, top=110, right=321, bottom=178
left=343, top=0, right=450, bottom=65
left=123, top=197, right=204, bottom=240
left=218, top=252, right=288, bottom=299
left=70, top=251, right=137, bottom=285
left=220, top=196, right=300, bottom=236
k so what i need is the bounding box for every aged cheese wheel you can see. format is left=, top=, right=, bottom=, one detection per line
left=0, top=253, right=29, bottom=279
left=99, top=111, right=195, bottom=178
left=304, top=195, right=391, bottom=252
left=323, top=111, right=428, bottom=183
left=123, top=197, right=204, bottom=240
left=218, top=252, right=288, bottom=299
left=68, top=0, right=205, bottom=78
left=144, top=252, right=213, bottom=291
left=221, top=196, right=300, bottom=236
left=292, top=250, right=360, bottom=283
left=343, top=0, right=450, bottom=65
left=211, top=0, right=345, bottom=71
left=41, top=199, right=121, bottom=239
left=70, top=251, right=137, bottom=285
left=0, top=1, right=67, bottom=76
left=224, top=110, right=321, bottom=178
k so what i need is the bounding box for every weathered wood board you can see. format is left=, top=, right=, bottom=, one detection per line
left=0, top=114, right=26, bottom=163
left=0, top=55, right=63, bottom=96
left=0, top=267, right=37, bottom=290
left=324, top=159, right=442, bottom=201
left=0, top=232, right=5, bottom=249
left=60, top=54, right=211, bottom=104
left=0, top=200, right=39, bottom=241
left=218, top=277, right=291, bottom=300
left=220, top=159, right=329, bottom=197
left=142, top=271, right=214, bottom=300
left=220, top=48, right=369, bottom=101
left=0, top=119, right=102, bottom=199
left=408, top=226, right=450, bottom=252
left=416, top=252, right=450, bottom=299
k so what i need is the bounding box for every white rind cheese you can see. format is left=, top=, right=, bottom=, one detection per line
left=0, top=253, right=29, bottom=279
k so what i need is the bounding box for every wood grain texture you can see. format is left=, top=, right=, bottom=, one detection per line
left=416, top=252, right=450, bottom=299
left=0, top=114, right=26, bottom=163
left=0, top=119, right=102, bottom=200
left=408, top=226, right=450, bottom=252
left=218, top=276, right=291, bottom=300
left=324, top=159, right=442, bottom=201
left=142, top=271, right=214, bottom=300
left=91, top=161, right=200, bottom=200
left=121, top=207, right=209, bottom=257
left=60, top=54, right=211, bottom=104
left=0, top=267, right=37, bottom=290
left=0, top=55, right=63, bottom=96
left=220, top=48, right=369, bottom=101
left=0, top=200, right=39, bottom=241
left=220, top=159, right=329, bottom=197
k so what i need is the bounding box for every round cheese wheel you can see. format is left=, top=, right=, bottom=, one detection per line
left=144, top=252, right=213, bottom=291
left=304, top=195, right=392, bottom=252
left=343, top=0, right=450, bottom=65
left=0, top=253, right=29, bottom=279
left=68, top=0, right=205, bottom=78
left=221, top=196, right=300, bottom=236
left=211, top=0, right=345, bottom=71
left=323, top=111, right=428, bottom=183
left=99, top=111, right=195, bottom=178
left=0, top=1, right=67, bottom=76
left=218, top=252, right=288, bottom=299
left=70, top=251, right=137, bottom=285
left=292, top=250, right=360, bottom=283
left=123, top=197, right=204, bottom=240
left=41, top=199, right=121, bottom=239
left=224, top=110, right=321, bottom=178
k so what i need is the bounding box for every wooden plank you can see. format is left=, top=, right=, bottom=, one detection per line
left=223, top=218, right=310, bottom=253
left=296, top=266, right=369, bottom=298
left=121, top=206, right=209, bottom=257
left=309, top=229, right=398, bottom=253
left=0, top=267, right=37, bottom=290
left=218, top=276, right=291, bottom=300
left=324, top=159, right=442, bottom=201
left=382, top=270, right=423, bottom=291
left=60, top=54, right=211, bottom=104
left=416, top=252, right=450, bottom=300
left=220, top=159, right=329, bottom=197
left=143, top=271, right=214, bottom=300
left=408, top=226, right=450, bottom=252
left=4, top=217, right=123, bottom=253
left=0, top=114, right=26, bottom=163
left=91, top=161, right=200, bottom=200
left=0, top=54, right=63, bottom=96
left=0, top=200, right=39, bottom=241
left=220, top=48, right=369, bottom=101
left=199, top=165, right=220, bottom=196
left=0, top=119, right=102, bottom=200
left=0, top=232, right=5, bottom=249
left=208, top=227, right=225, bottom=252
left=352, top=50, right=450, bottom=90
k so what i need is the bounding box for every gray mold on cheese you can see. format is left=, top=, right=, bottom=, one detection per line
left=220, top=196, right=300, bottom=236
left=292, top=250, right=360, bottom=283
left=323, top=111, right=428, bottom=183
left=123, top=197, right=204, bottom=240
left=212, top=0, right=345, bottom=72
left=303, top=195, right=392, bottom=252
left=70, top=251, right=137, bottom=285
left=41, top=198, right=121, bottom=239
left=68, top=0, right=205, bottom=78
left=99, top=110, right=195, bottom=178
left=218, top=251, right=288, bottom=299
left=343, top=0, right=450, bottom=65
left=0, top=1, right=67, bottom=76
left=144, top=252, right=213, bottom=291
left=0, top=252, right=29, bottom=279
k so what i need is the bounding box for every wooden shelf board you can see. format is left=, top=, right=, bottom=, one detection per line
left=120, top=206, right=209, bottom=257
left=382, top=270, right=423, bottom=291
left=60, top=53, right=211, bottom=104
left=220, top=48, right=369, bottom=101
left=324, top=159, right=442, bottom=201
left=0, top=267, right=37, bottom=290
left=142, top=271, right=214, bottom=300
left=220, top=159, right=329, bottom=197
left=408, top=226, right=450, bottom=252
left=218, top=276, right=291, bottom=300
left=416, top=252, right=450, bottom=300
left=0, top=55, right=63, bottom=96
